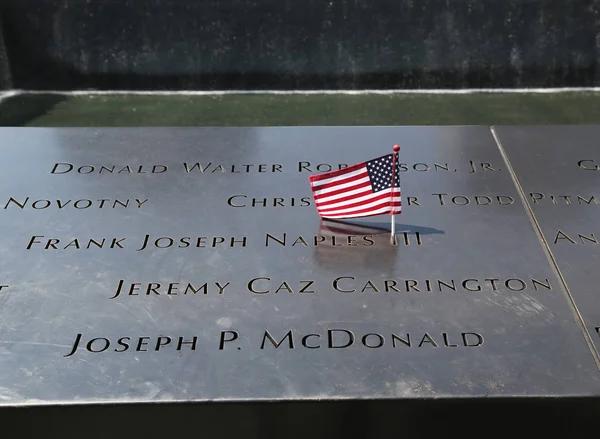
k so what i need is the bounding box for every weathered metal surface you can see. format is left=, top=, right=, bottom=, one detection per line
left=495, top=125, right=600, bottom=362
left=0, top=126, right=597, bottom=407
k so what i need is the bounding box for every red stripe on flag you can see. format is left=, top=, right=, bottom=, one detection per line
left=313, top=180, right=372, bottom=202
left=308, top=152, right=402, bottom=220
left=316, top=188, right=374, bottom=207
left=310, top=169, right=368, bottom=192
left=322, top=202, right=402, bottom=218
left=318, top=191, right=400, bottom=214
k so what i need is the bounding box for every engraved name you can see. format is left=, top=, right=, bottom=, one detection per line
left=27, top=236, right=127, bottom=250
left=24, top=232, right=422, bottom=250
left=109, top=277, right=550, bottom=299
left=225, top=330, right=484, bottom=350
left=63, top=329, right=484, bottom=357
left=578, top=160, right=600, bottom=170
left=4, top=197, right=148, bottom=210
left=52, top=163, right=168, bottom=174
left=136, top=234, right=247, bottom=251
left=184, top=162, right=283, bottom=173
left=64, top=333, right=199, bottom=357
left=110, top=279, right=230, bottom=299
left=50, top=160, right=502, bottom=175
left=247, top=277, right=552, bottom=294
left=265, top=232, right=423, bottom=247
left=529, top=193, right=600, bottom=205
left=300, top=161, right=499, bottom=173
left=0, top=285, right=8, bottom=292
left=553, top=230, right=598, bottom=245
left=24, top=235, right=247, bottom=250
left=399, top=161, right=500, bottom=173
left=431, top=194, right=514, bottom=206
left=228, top=195, right=312, bottom=208
left=227, top=194, right=515, bottom=208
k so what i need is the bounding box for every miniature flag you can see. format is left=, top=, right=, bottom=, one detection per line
left=308, top=150, right=401, bottom=219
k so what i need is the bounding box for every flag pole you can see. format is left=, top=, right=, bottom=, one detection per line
left=390, top=144, right=400, bottom=240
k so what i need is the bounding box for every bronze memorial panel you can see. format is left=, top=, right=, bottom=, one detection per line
left=494, top=125, right=600, bottom=363
left=0, top=126, right=598, bottom=406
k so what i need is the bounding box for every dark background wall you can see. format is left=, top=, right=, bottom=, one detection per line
left=1, top=0, right=599, bottom=90
left=0, top=12, right=12, bottom=89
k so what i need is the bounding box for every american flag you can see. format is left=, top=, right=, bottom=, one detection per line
left=308, top=153, right=401, bottom=219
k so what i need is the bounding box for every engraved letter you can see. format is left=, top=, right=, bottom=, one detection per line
left=532, top=279, right=552, bottom=291
left=109, top=279, right=124, bottom=299
left=4, top=197, right=28, bottom=209
left=391, top=333, right=411, bottom=347
left=115, top=337, right=130, bottom=352
left=265, top=233, right=286, bottom=246
left=462, top=279, right=481, bottom=291
left=506, top=279, right=526, bottom=291
left=177, top=336, right=198, bottom=351
left=497, top=196, right=514, bottom=205
left=219, top=331, right=239, bottom=350
left=136, top=337, right=150, bottom=352
left=137, top=234, right=150, bottom=251
left=248, top=277, right=270, bottom=294
left=301, top=334, right=320, bottom=349
left=333, top=276, right=355, bottom=293
left=579, top=233, right=598, bottom=244
left=462, top=333, right=484, bottom=347
left=87, top=338, right=110, bottom=353
left=228, top=195, right=246, bottom=207
left=51, top=163, right=74, bottom=174
left=328, top=329, right=354, bottom=348
left=32, top=200, right=51, bottom=209
left=578, top=160, right=599, bottom=170
left=26, top=235, right=44, bottom=250
left=553, top=230, right=576, bottom=244
left=215, top=282, right=230, bottom=295
left=110, top=238, right=126, bottom=249
left=298, top=280, right=315, bottom=293
left=64, top=333, right=83, bottom=357
left=475, top=196, right=492, bottom=205
left=261, top=330, right=294, bottom=349
left=362, top=333, right=384, bottom=348
left=183, top=162, right=211, bottom=173
left=433, top=193, right=447, bottom=205
left=443, top=333, right=458, bottom=347
left=298, top=162, right=312, bottom=172
left=155, top=337, right=172, bottom=351
left=418, top=333, right=438, bottom=347
left=529, top=193, right=544, bottom=204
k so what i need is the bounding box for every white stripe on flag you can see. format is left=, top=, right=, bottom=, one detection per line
left=319, top=196, right=402, bottom=216
left=317, top=187, right=400, bottom=210
left=312, top=174, right=370, bottom=196
left=310, top=167, right=368, bottom=187
left=315, top=185, right=373, bottom=205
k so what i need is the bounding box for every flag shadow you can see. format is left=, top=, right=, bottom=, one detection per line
left=360, top=222, right=446, bottom=236
left=313, top=219, right=444, bottom=271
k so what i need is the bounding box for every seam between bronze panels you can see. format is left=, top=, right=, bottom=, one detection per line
left=490, top=125, right=600, bottom=370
